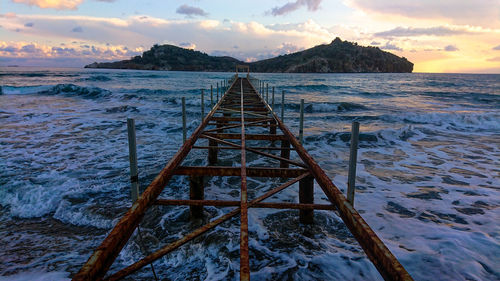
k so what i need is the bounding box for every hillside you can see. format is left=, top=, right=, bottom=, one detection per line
left=85, top=38, right=413, bottom=73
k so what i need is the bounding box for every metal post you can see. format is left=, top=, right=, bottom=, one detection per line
left=182, top=97, right=186, bottom=143
left=299, top=99, right=304, bottom=144
left=272, top=86, right=275, bottom=111
left=280, top=140, right=290, bottom=168
left=299, top=176, right=314, bottom=224
left=266, top=83, right=269, bottom=104
left=210, top=85, right=213, bottom=107
left=127, top=118, right=140, bottom=203
left=208, top=137, right=218, bottom=166
left=347, top=121, right=360, bottom=206
left=189, top=175, right=204, bottom=218
left=281, top=90, right=285, bottom=122
left=201, top=89, right=204, bottom=122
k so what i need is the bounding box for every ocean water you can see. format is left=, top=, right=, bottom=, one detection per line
left=0, top=67, right=499, bottom=281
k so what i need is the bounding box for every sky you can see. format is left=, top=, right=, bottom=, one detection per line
left=1, top=0, right=500, bottom=73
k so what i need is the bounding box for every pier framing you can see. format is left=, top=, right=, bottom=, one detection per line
left=73, top=74, right=413, bottom=281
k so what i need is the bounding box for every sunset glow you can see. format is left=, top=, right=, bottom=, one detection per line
left=1, top=0, right=499, bottom=73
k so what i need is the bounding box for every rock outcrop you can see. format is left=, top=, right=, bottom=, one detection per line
left=85, top=38, right=413, bottom=73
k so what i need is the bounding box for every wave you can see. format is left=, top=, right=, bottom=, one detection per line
left=105, top=105, right=139, bottom=113
left=82, top=75, right=112, bottom=82
left=282, top=102, right=368, bottom=113
left=0, top=85, right=53, bottom=95
left=38, top=84, right=112, bottom=99
left=383, top=112, right=500, bottom=131
left=0, top=72, right=49, bottom=77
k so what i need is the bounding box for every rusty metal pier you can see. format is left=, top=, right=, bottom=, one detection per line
left=73, top=68, right=413, bottom=281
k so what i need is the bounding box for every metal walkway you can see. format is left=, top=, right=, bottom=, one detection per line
left=73, top=73, right=413, bottom=281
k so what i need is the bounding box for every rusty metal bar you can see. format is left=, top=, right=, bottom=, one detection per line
left=210, top=117, right=271, bottom=122
left=201, top=133, right=287, bottom=141
left=239, top=79, right=250, bottom=281
left=103, top=173, right=310, bottom=280
left=154, top=199, right=335, bottom=211
left=202, top=119, right=270, bottom=133
left=193, top=145, right=292, bottom=151
left=174, top=166, right=307, bottom=178
left=199, top=134, right=306, bottom=168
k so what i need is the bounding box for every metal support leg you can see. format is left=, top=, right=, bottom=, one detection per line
left=299, top=176, right=314, bottom=224
left=189, top=175, right=204, bottom=219
left=208, top=138, right=218, bottom=165
left=280, top=140, right=290, bottom=168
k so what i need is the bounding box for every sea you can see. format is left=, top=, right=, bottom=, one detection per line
left=0, top=67, right=499, bottom=281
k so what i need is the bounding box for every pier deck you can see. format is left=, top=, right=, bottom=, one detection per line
left=73, top=74, right=413, bottom=281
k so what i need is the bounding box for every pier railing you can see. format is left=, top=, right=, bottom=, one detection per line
left=73, top=73, right=413, bottom=281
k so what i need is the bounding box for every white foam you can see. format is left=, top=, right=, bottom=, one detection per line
left=0, top=271, right=70, bottom=281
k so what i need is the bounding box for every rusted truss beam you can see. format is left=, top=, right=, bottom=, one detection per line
left=200, top=134, right=305, bottom=168
left=154, top=199, right=335, bottom=210
left=174, top=166, right=307, bottom=178
left=102, top=173, right=310, bottom=281
left=202, top=119, right=270, bottom=133
left=201, top=133, right=287, bottom=141
left=210, top=117, right=271, bottom=122
left=238, top=79, right=250, bottom=281
left=192, top=145, right=292, bottom=151
left=74, top=76, right=412, bottom=281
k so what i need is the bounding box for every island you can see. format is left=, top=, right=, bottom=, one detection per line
left=85, top=37, right=413, bottom=73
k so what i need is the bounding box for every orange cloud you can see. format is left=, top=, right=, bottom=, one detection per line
left=12, top=0, right=84, bottom=10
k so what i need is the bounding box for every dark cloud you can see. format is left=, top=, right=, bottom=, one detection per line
left=52, top=46, right=78, bottom=55
left=24, top=22, right=34, bottom=27
left=493, top=45, right=500, bottom=50
left=176, top=4, right=208, bottom=17
left=0, top=46, right=18, bottom=53
left=20, top=44, right=38, bottom=53
left=370, top=41, right=381, bottom=46
left=375, top=26, right=471, bottom=38
left=381, top=42, right=402, bottom=51
left=268, top=0, right=322, bottom=16
left=71, top=26, right=83, bottom=32
left=444, top=45, right=459, bottom=51
left=179, top=42, right=193, bottom=47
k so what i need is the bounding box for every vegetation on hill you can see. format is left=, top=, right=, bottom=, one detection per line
left=85, top=38, right=413, bottom=73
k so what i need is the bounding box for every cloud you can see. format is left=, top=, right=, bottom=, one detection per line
left=71, top=26, right=83, bottom=32
left=444, top=45, right=459, bottom=51
left=370, top=41, right=380, bottom=45
left=24, top=22, right=34, bottom=27
left=179, top=42, right=196, bottom=49
left=346, top=0, right=500, bottom=28
left=12, top=0, right=84, bottom=10
left=176, top=4, right=208, bottom=17
left=0, top=41, right=142, bottom=63
left=268, top=0, right=322, bottom=16
left=487, top=56, right=500, bottom=61
left=381, top=42, right=402, bottom=51
left=0, top=15, right=338, bottom=65
left=375, top=26, right=473, bottom=38
left=493, top=45, right=500, bottom=50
